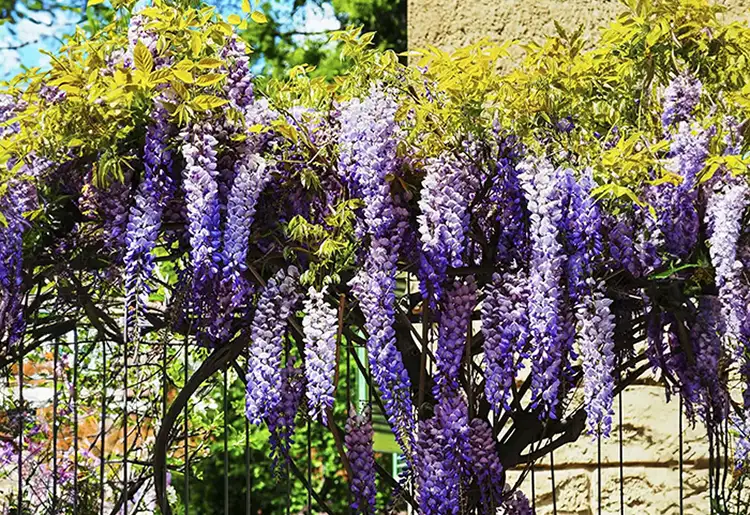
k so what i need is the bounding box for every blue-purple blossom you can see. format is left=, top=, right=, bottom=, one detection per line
left=608, top=216, right=640, bottom=276
left=518, top=157, right=566, bottom=419
left=341, top=86, right=415, bottom=454
left=481, top=272, right=528, bottom=413
left=345, top=406, right=377, bottom=513
left=723, top=116, right=743, bottom=156
left=468, top=418, right=503, bottom=513
left=181, top=122, right=221, bottom=297
left=666, top=122, right=713, bottom=189
left=707, top=181, right=749, bottom=342
left=500, top=489, right=534, bottom=515
left=338, top=86, right=402, bottom=238
left=0, top=179, right=36, bottom=347
left=731, top=412, right=750, bottom=470
left=670, top=297, right=726, bottom=424
left=489, top=136, right=527, bottom=265
left=97, top=170, right=133, bottom=255
left=222, top=153, right=269, bottom=285
left=0, top=93, right=22, bottom=137
left=350, top=232, right=416, bottom=454
left=418, top=152, right=480, bottom=304
left=39, top=85, right=66, bottom=105
left=576, top=279, right=616, bottom=436
left=561, top=169, right=602, bottom=301
left=268, top=358, right=305, bottom=470
left=124, top=103, right=174, bottom=305
left=245, top=266, right=300, bottom=424
left=691, top=296, right=727, bottom=425
left=435, top=277, right=476, bottom=398
left=302, top=286, right=337, bottom=423
left=661, top=73, right=702, bottom=128
left=647, top=182, right=699, bottom=259
left=220, top=35, right=254, bottom=112
left=416, top=417, right=460, bottom=515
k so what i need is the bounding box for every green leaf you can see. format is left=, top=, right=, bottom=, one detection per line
left=192, top=94, right=228, bottom=110
left=133, top=41, right=154, bottom=75
left=195, top=73, right=225, bottom=87
left=173, top=68, right=194, bottom=84
left=190, top=31, right=203, bottom=57
left=251, top=11, right=267, bottom=24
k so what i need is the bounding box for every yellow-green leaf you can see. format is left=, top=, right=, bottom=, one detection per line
left=227, top=13, right=242, bottom=25
left=192, top=94, right=228, bottom=110
left=133, top=41, right=154, bottom=75
left=190, top=31, right=203, bottom=57
left=87, top=0, right=106, bottom=6
left=241, top=0, right=251, bottom=13
left=195, top=73, right=225, bottom=87
left=251, top=11, right=267, bottom=24
left=197, top=58, right=224, bottom=69
left=173, top=68, right=194, bottom=84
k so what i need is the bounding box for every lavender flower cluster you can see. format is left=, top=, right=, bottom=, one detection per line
left=345, top=407, right=377, bottom=513
left=418, top=152, right=480, bottom=303
left=245, top=266, right=300, bottom=425
left=302, top=286, right=337, bottom=423
left=518, top=157, right=567, bottom=419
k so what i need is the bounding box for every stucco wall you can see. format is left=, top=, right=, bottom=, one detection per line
left=406, top=1, right=750, bottom=512
left=408, top=0, right=750, bottom=64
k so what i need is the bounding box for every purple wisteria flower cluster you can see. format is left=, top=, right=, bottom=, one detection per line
left=345, top=406, right=377, bottom=513
left=576, top=280, right=616, bottom=436
left=481, top=272, right=528, bottom=413
left=435, top=277, right=476, bottom=398
left=518, top=157, right=567, bottom=419
left=302, top=286, right=337, bottom=423
left=418, top=152, right=480, bottom=304
left=245, top=266, right=300, bottom=425
left=124, top=102, right=174, bottom=308
left=8, top=14, right=750, bottom=511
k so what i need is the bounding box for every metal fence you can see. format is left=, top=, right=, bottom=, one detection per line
left=0, top=288, right=741, bottom=515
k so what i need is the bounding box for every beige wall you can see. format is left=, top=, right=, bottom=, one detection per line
left=408, top=0, right=750, bottom=63
left=406, top=1, right=750, bottom=512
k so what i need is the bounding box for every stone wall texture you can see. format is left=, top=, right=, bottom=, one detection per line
left=406, top=1, right=750, bottom=512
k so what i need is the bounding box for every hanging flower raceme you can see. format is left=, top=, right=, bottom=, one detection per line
left=222, top=153, right=269, bottom=289
left=0, top=180, right=36, bottom=347
left=707, top=180, right=749, bottom=342
left=338, top=86, right=403, bottom=237
left=124, top=102, right=174, bottom=307
left=691, top=296, right=727, bottom=425
left=416, top=417, right=461, bottom=515
left=418, top=151, right=480, bottom=304
left=220, top=35, right=254, bottom=113
left=302, top=286, right=337, bottom=423
left=345, top=406, right=377, bottom=514
left=181, top=121, right=221, bottom=301
left=340, top=87, right=415, bottom=454
left=518, top=157, right=566, bottom=419
left=661, top=73, right=702, bottom=129
left=350, top=232, right=416, bottom=454
left=562, top=169, right=602, bottom=302
left=0, top=93, right=22, bottom=137
left=468, top=418, right=504, bottom=513
left=435, top=277, right=476, bottom=398
left=245, top=266, right=301, bottom=425
left=268, top=358, right=305, bottom=470
left=576, top=279, right=616, bottom=436
left=490, top=137, right=528, bottom=266
left=500, top=489, right=535, bottom=515
left=481, top=272, right=528, bottom=413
